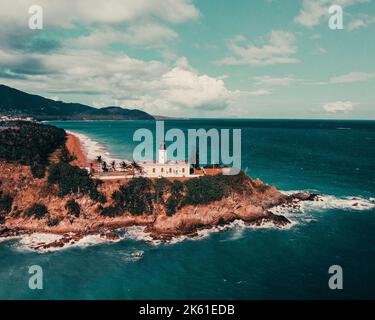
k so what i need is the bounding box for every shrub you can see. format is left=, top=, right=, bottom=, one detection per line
left=12, top=210, right=21, bottom=219
left=101, top=206, right=122, bottom=217
left=59, top=145, right=76, bottom=163
left=48, top=162, right=100, bottom=200
left=166, top=196, right=177, bottom=216
left=183, top=175, right=226, bottom=205
left=47, top=216, right=63, bottom=227
left=0, top=122, right=66, bottom=167
left=0, top=194, right=13, bottom=214
left=31, top=162, right=46, bottom=179
left=154, top=178, right=170, bottom=204
left=24, top=203, right=48, bottom=219
left=89, top=189, right=107, bottom=204
left=171, top=180, right=184, bottom=198
left=65, top=199, right=80, bottom=217
left=111, top=190, right=125, bottom=208
left=118, top=177, right=154, bottom=216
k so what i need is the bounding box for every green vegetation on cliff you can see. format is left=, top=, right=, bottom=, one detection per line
left=48, top=162, right=106, bottom=202
left=24, top=203, right=48, bottom=219
left=0, top=121, right=66, bottom=178
left=0, top=191, right=13, bottom=217
left=101, top=171, right=259, bottom=217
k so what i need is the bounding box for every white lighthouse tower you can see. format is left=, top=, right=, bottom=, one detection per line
left=158, top=140, right=167, bottom=164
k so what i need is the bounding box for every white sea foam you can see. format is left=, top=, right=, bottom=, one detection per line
left=270, top=192, right=375, bottom=217
left=117, top=250, right=144, bottom=262
left=0, top=235, right=20, bottom=244
left=12, top=232, right=122, bottom=253
left=123, top=226, right=160, bottom=244
left=300, top=195, right=375, bottom=213
left=14, top=233, right=64, bottom=252
left=5, top=193, right=374, bottom=252
left=69, top=234, right=115, bottom=250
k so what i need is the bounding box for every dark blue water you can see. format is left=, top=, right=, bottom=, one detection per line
left=1, top=119, right=374, bottom=299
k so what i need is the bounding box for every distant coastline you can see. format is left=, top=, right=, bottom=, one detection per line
left=0, top=84, right=155, bottom=121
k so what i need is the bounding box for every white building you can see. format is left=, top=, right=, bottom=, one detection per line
left=140, top=142, right=194, bottom=178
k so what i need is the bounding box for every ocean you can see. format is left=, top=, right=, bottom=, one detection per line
left=1, top=119, right=374, bottom=299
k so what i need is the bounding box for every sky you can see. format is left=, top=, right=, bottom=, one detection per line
left=0, top=0, right=374, bottom=119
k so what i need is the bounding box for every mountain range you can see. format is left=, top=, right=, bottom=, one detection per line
left=0, top=84, right=154, bottom=120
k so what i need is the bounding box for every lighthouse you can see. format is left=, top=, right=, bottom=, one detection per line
left=158, top=140, right=167, bottom=164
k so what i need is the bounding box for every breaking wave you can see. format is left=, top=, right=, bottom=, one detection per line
left=67, top=130, right=124, bottom=163
left=270, top=192, right=375, bottom=216
left=3, top=193, right=374, bottom=253
left=11, top=233, right=120, bottom=253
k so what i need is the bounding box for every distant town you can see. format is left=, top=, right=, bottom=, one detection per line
left=0, top=115, right=34, bottom=122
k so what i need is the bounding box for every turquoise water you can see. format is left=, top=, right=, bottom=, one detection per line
left=1, top=119, right=375, bottom=299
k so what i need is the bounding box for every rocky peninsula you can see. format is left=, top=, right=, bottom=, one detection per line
left=0, top=121, right=319, bottom=250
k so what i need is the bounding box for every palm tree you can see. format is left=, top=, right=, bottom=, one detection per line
left=111, top=160, right=116, bottom=171
left=131, top=160, right=143, bottom=177
left=101, top=161, right=108, bottom=173
left=96, top=155, right=102, bottom=163
left=120, top=161, right=129, bottom=172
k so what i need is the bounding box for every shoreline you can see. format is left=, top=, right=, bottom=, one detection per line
left=2, top=193, right=374, bottom=253
left=2, top=129, right=374, bottom=253
left=66, top=130, right=126, bottom=165
left=66, top=133, right=89, bottom=167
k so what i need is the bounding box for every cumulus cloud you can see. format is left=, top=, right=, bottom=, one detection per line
left=0, top=0, right=230, bottom=116
left=67, top=22, right=178, bottom=48
left=0, top=0, right=199, bottom=49
left=1, top=47, right=237, bottom=115
left=294, top=0, right=367, bottom=28
left=217, top=31, right=299, bottom=66
left=348, top=16, right=375, bottom=31
left=160, top=59, right=232, bottom=110
left=330, top=72, right=375, bottom=83
left=245, top=89, right=272, bottom=96
left=0, top=0, right=199, bottom=27
left=253, top=76, right=298, bottom=86
left=322, top=101, right=354, bottom=113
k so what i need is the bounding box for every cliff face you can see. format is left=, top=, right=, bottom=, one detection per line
left=0, top=157, right=313, bottom=243
left=0, top=122, right=319, bottom=244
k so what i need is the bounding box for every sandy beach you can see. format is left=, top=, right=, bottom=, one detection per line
left=66, top=133, right=89, bottom=167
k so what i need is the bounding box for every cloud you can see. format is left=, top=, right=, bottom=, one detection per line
left=348, top=16, right=375, bottom=31
left=322, top=101, right=354, bottom=113
left=0, top=0, right=199, bottom=27
left=67, top=22, right=178, bottom=48
left=330, top=72, right=375, bottom=83
left=310, top=34, right=321, bottom=40
left=313, top=47, right=328, bottom=55
left=0, top=47, right=236, bottom=115
left=160, top=58, right=233, bottom=111
left=294, top=0, right=366, bottom=28
left=0, top=1, right=240, bottom=116
left=253, top=76, right=298, bottom=86
left=217, top=31, right=299, bottom=66
left=245, top=89, right=272, bottom=96
left=348, top=19, right=367, bottom=30
left=0, top=0, right=199, bottom=50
